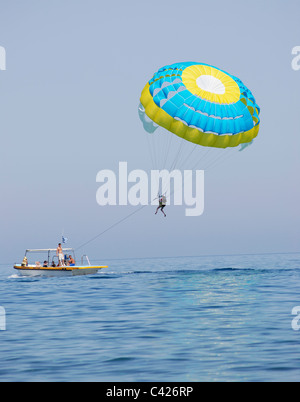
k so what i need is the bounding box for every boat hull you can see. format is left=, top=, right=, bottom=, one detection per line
left=14, top=265, right=107, bottom=277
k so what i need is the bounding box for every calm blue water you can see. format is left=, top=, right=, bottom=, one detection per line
left=0, top=253, right=300, bottom=382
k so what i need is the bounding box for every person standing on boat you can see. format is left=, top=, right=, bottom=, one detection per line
left=56, top=243, right=65, bottom=266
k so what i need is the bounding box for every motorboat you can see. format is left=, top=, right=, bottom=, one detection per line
left=14, top=248, right=108, bottom=277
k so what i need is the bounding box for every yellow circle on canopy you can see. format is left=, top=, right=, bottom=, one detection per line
left=181, top=64, right=241, bottom=104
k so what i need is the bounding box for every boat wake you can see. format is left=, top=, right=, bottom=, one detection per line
left=8, top=274, right=20, bottom=279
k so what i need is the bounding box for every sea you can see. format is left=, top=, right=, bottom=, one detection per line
left=0, top=252, right=300, bottom=383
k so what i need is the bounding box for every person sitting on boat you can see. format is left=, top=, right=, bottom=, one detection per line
left=51, top=261, right=56, bottom=267
left=43, top=261, right=48, bottom=267
left=35, top=261, right=41, bottom=268
left=21, top=256, right=28, bottom=267
left=56, top=243, right=65, bottom=266
left=155, top=194, right=167, bottom=217
left=68, top=255, right=75, bottom=266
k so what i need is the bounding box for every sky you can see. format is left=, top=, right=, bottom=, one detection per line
left=0, top=0, right=300, bottom=263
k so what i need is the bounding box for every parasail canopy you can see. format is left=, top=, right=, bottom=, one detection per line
left=139, top=62, right=260, bottom=149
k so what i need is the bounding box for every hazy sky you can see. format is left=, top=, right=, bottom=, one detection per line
left=0, top=0, right=300, bottom=263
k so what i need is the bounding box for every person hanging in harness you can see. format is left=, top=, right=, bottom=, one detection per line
left=155, top=194, right=167, bottom=217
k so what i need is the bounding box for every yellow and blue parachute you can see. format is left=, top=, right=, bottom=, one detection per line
left=139, top=62, right=260, bottom=149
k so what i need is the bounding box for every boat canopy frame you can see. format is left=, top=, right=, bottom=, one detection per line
left=25, top=248, right=77, bottom=265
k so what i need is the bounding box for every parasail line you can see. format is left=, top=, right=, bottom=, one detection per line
left=75, top=205, right=147, bottom=251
